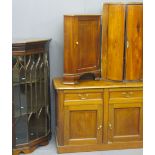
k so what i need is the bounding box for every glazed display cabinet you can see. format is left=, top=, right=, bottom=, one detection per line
left=12, top=39, right=51, bottom=155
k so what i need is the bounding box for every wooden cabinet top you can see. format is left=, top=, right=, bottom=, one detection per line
left=103, top=2, right=143, bottom=5
left=53, top=78, right=143, bottom=90
left=12, top=38, right=51, bottom=55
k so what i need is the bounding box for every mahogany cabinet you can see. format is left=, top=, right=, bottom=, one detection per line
left=53, top=78, right=143, bottom=153
left=102, top=3, right=143, bottom=81
left=64, top=15, right=101, bottom=84
left=12, top=39, right=51, bottom=155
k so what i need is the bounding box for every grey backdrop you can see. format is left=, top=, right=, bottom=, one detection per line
left=13, top=0, right=142, bottom=132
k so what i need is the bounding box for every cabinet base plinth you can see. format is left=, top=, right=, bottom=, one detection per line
left=13, top=134, right=51, bottom=155
left=56, top=140, right=143, bottom=154
left=63, top=71, right=101, bottom=84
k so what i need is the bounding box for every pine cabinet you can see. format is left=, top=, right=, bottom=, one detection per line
left=64, top=15, right=101, bottom=84
left=63, top=90, right=103, bottom=145
left=102, top=3, right=143, bottom=81
left=53, top=78, right=143, bottom=153
left=108, top=88, right=143, bottom=143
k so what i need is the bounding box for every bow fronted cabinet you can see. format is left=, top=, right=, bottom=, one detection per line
left=102, top=3, right=143, bottom=81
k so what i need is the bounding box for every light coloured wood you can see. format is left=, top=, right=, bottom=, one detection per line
left=57, top=140, right=143, bottom=153
left=102, top=4, right=109, bottom=79
left=64, top=103, right=103, bottom=145
left=54, top=79, right=143, bottom=153
left=125, top=4, right=143, bottom=80
left=101, top=3, right=143, bottom=82
left=108, top=102, right=143, bottom=143
left=53, top=78, right=143, bottom=90
left=107, top=4, right=125, bottom=81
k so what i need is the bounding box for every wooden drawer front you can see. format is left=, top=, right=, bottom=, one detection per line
left=64, top=92, right=102, bottom=101
left=109, top=89, right=143, bottom=102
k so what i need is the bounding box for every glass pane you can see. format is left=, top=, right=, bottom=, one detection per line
left=37, top=107, right=46, bottom=137
left=28, top=113, right=38, bottom=141
left=15, top=114, right=28, bottom=145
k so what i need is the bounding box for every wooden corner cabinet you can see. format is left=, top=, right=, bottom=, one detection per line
left=12, top=39, right=51, bottom=155
left=64, top=15, right=101, bottom=84
left=102, top=3, right=143, bottom=81
left=53, top=78, right=143, bottom=153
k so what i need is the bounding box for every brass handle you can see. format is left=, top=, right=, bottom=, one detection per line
left=75, top=41, right=79, bottom=45
left=78, top=94, right=88, bottom=100
left=122, top=92, right=127, bottom=95
left=109, top=123, right=112, bottom=130
left=97, top=125, right=102, bottom=130
left=129, top=92, right=133, bottom=95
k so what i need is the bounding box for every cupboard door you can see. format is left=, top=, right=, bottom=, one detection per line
left=107, top=5, right=125, bottom=81
left=76, top=16, right=101, bottom=73
left=125, top=5, right=143, bottom=80
left=108, top=102, right=143, bottom=143
left=64, top=103, right=103, bottom=145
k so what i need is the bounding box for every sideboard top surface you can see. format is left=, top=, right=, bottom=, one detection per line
left=53, top=78, right=143, bottom=90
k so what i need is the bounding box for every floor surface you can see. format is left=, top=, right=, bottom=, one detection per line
left=20, top=137, right=143, bottom=155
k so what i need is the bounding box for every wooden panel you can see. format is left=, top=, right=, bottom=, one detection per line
left=102, top=4, right=109, bottom=79
left=64, top=104, right=103, bottom=145
left=64, top=16, right=77, bottom=74
left=70, top=111, right=97, bottom=139
left=107, top=5, right=125, bottom=81
left=64, top=92, right=102, bottom=101
left=125, top=5, right=143, bottom=80
left=108, top=102, right=143, bottom=143
left=109, top=90, right=143, bottom=99
left=77, top=16, right=101, bottom=72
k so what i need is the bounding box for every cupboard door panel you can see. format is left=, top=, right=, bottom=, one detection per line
left=125, top=5, right=143, bottom=80
left=108, top=103, right=143, bottom=143
left=77, top=16, right=101, bottom=72
left=64, top=104, right=103, bottom=145
left=107, top=5, right=125, bottom=81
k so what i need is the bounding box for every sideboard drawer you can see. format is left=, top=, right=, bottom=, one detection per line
left=64, top=92, right=102, bottom=101
left=109, top=88, right=143, bottom=103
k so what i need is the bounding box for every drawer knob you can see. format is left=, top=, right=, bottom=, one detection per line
left=75, top=41, right=79, bottom=45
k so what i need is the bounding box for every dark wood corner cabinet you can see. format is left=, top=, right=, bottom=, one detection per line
left=63, top=15, right=101, bottom=84
left=102, top=3, right=143, bottom=81
left=12, top=39, right=51, bottom=155
left=53, top=78, right=143, bottom=153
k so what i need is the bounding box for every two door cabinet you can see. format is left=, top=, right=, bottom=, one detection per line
left=12, top=39, right=51, bottom=155
left=64, top=15, right=101, bottom=84
left=53, top=78, right=143, bottom=153
left=102, top=3, right=143, bottom=81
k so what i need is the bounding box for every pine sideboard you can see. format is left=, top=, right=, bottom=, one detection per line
left=53, top=78, right=143, bottom=153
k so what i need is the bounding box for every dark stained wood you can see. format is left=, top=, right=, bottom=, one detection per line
left=12, top=39, right=51, bottom=55
left=64, top=15, right=101, bottom=84
left=125, top=5, right=143, bottom=80
left=13, top=133, right=50, bottom=155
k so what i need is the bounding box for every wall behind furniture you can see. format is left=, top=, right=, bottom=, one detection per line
left=12, top=0, right=143, bottom=132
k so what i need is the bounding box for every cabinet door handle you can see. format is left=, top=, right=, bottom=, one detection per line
left=75, top=41, right=79, bottom=45
left=126, top=41, right=129, bottom=48
left=97, top=125, right=102, bottom=130
left=109, top=123, right=112, bottom=130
